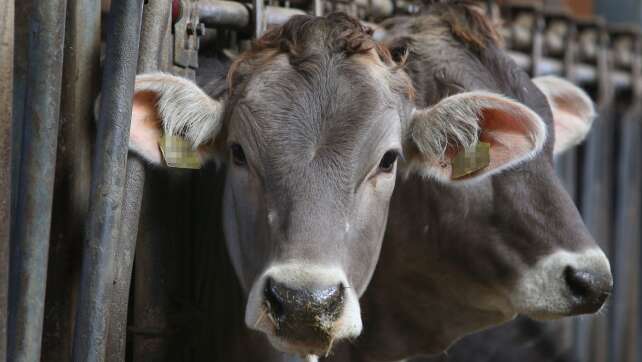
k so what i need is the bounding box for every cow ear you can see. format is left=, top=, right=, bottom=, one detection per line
left=405, top=91, right=547, bottom=182
left=130, top=73, right=224, bottom=165
left=533, top=76, right=596, bottom=155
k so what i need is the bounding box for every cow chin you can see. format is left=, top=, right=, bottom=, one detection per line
left=509, top=248, right=612, bottom=320
left=244, top=264, right=363, bottom=356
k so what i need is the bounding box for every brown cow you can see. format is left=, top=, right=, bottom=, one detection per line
left=325, top=3, right=610, bottom=361
left=127, top=12, right=551, bottom=359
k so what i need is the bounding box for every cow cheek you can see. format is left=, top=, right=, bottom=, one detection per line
left=349, top=176, right=396, bottom=295
left=223, top=171, right=268, bottom=293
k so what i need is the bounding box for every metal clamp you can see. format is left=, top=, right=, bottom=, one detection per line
left=173, top=0, right=204, bottom=77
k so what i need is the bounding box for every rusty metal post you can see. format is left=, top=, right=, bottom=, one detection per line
left=71, top=0, right=144, bottom=360
left=105, top=1, right=172, bottom=361
left=6, top=0, right=67, bottom=360
left=0, top=0, right=14, bottom=360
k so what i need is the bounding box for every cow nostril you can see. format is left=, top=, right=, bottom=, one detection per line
left=264, top=277, right=285, bottom=321
left=564, top=266, right=612, bottom=314
left=564, top=266, right=594, bottom=297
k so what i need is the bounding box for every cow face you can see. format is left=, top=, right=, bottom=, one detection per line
left=128, top=13, right=527, bottom=357
left=221, top=21, right=410, bottom=355
left=373, top=2, right=611, bottom=350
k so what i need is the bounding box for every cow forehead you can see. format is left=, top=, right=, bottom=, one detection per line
left=232, top=54, right=400, bottom=154
left=226, top=54, right=402, bottom=195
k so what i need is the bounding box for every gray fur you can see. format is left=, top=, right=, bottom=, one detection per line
left=325, top=4, right=609, bottom=361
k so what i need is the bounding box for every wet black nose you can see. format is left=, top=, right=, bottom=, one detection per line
left=564, top=266, right=612, bottom=314
left=263, top=277, right=344, bottom=343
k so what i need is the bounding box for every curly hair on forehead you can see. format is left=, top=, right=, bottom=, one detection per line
left=424, top=0, right=502, bottom=50
left=227, top=12, right=399, bottom=94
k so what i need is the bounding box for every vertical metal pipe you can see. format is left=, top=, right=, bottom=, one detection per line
left=131, top=13, right=175, bottom=359
left=6, top=0, right=67, bottom=360
left=106, top=162, right=145, bottom=362
left=0, top=0, right=14, bottom=360
left=575, top=23, right=615, bottom=362
left=72, top=0, right=144, bottom=360
left=7, top=1, right=30, bottom=358
left=610, top=106, right=641, bottom=362
left=40, top=0, right=101, bottom=360
left=105, top=1, right=171, bottom=360
left=255, top=0, right=266, bottom=38
left=314, top=0, right=323, bottom=16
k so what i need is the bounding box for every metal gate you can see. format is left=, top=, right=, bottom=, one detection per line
left=2, top=0, right=641, bottom=361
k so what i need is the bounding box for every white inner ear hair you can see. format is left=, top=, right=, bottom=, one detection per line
left=410, top=92, right=490, bottom=161
left=135, top=72, right=224, bottom=147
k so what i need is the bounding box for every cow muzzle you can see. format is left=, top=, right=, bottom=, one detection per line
left=511, top=248, right=612, bottom=319
left=245, top=264, right=362, bottom=356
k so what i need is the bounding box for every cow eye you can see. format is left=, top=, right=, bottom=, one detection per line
left=230, top=143, right=246, bottom=166
left=378, top=150, right=399, bottom=173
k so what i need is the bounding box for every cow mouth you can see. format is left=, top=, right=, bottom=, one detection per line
left=245, top=264, right=364, bottom=355
left=254, top=301, right=343, bottom=356
left=267, top=333, right=337, bottom=357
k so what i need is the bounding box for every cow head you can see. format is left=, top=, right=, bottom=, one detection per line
left=127, top=13, right=542, bottom=357
left=364, top=2, right=611, bottom=356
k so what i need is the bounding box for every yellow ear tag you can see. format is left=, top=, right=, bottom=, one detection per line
left=158, top=134, right=202, bottom=169
left=451, top=142, right=491, bottom=179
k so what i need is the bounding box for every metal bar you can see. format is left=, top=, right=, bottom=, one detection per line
left=105, top=1, right=172, bottom=360
left=575, top=22, right=614, bottom=362
left=71, top=0, right=144, bottom=360
left=7, top=1, right=30, bottom=358
left=508, top=51, right=632, bottom=89
left=314, top=0, right=323, bottom=16
left=610, top=107, right=641, bottom=362
left=0, top=0, right=14, bottom=360
left=40, top=0, right=101, bottom=359
left=131, top=13, right=175, bottom=362
left=106, top=161, right=145, bottom=362
left=255, top=0, right=265, bottom=38
left=132, top=197, right=173, bottom=361
left=200, top=1, right=306, bottom=29
left=6, top=0, right=67, bottom=359
left=200, top=0, right=250, bottom=29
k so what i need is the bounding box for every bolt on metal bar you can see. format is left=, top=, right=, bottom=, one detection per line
left=105, top=1, right=172, bottom=361
left=71, top=0, right=144, bottom=360
left=6, top=0, right=68, bottom=360
left=0, top=0, right=14, bottom=360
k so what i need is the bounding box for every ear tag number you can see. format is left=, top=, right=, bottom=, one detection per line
left=158, top=134, right=202, bottom=169
left=451, top=142, right=490, bottom=179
